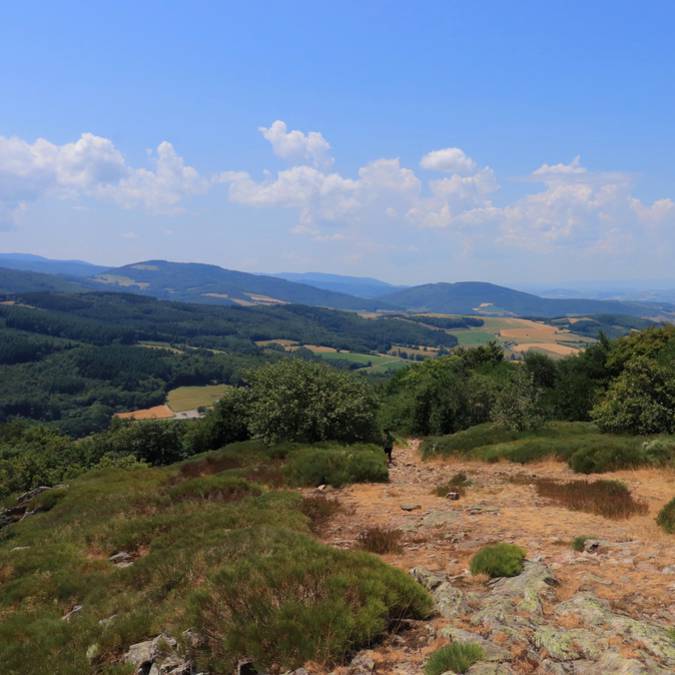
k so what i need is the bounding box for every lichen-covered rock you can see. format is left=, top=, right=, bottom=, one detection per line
left=473, top=561, right=557, bottom=629
left=124, top=634, right=191, bottom=675
left=531, top=625, right=605, bottom=661
left=422, top=509, right=459, bottom=527
left=465, top=663, right=516, bottom=674
left=555, top=593, right=675, bottom=667
left=409, top=567, right=468, bottom=617
left=410, top=567, right=445, bottom=591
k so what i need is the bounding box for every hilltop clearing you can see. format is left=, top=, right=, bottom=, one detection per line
left=317, top=440, right=675, bottom=674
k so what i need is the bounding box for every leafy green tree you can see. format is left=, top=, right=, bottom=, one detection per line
left=491, top=368, right=543, bottom=431
left=187, top=388, right=251, bottom=451
left=246, top=360, right=379, bottom=444
left=524, top=351, right=557, bottom=389
left=591, top=356, right=675, bottom=434
left=87, top=420, right=188, bottom=465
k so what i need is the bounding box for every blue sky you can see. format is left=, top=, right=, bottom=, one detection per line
left=1, top=1, right=675, bottom=284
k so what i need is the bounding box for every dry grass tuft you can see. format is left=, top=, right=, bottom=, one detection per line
left=434, top=471, right=471, bottom=497
left=178, top=454, right=242, bottom=478
left=300, top=495, right=341, bottom=533
left=534, top=478, right=648, bottom=519
left=357, top=526, right=403, bottom=554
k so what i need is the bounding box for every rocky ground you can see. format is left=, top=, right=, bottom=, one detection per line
left=310, top=441, right=675, bottom=674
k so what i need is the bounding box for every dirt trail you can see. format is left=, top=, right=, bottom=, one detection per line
left=311, top=440, right=675, bottom=674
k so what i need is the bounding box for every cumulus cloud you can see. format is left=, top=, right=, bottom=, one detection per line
left=420, top=147, right=477, bottom=174
left=2, top=122, right=674, bottom=265
left=0, top=132, right=207, bottom=227
left=258, top=120, right=333, bottom=168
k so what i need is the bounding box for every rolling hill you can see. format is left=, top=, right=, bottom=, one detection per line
left=2, top=256, right=673, bottom=319
left=0, top=267, right=90, bottom=295
left=273, top=272, right=406, bottom=298
left=0, top=253, right=107, bottom=278
left=89, top=260, right=393, bottom=310
left=381, top=281, right=675, bottom=318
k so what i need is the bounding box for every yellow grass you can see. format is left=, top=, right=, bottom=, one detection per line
left=114, top=404, right=175, bottom=420
left=255, top=339, right=299, bottom=349
left=167, top=384, right=230, bottom=412
left=300, top=344, right=338, bottom=353
left=244, top=293, right=288, bottom=305
left=511, top=342, right=580, bottom=356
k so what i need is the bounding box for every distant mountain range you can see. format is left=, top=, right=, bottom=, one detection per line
left=379, top=281, right=674, bottom=318
left=0, top=253, right=107, bottom=278
left=273, top=272, right=406, bottom=299
left=0, top=253, right=673, bottom=320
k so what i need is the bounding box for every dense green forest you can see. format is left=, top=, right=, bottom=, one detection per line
left=0, top=291, right=457, bottom=434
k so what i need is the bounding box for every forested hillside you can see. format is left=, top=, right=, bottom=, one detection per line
left=0, top=291, right=457, bottom=434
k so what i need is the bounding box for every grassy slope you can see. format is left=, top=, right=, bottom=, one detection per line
left=166, top=384, right=231, bottom=412
left=421, top=422, right=674, bottom=473
left=0, top=441, right=430, bottom=674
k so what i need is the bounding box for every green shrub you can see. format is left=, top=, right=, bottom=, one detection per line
left=469, top=543, right=526, bottom=578
left=641, top=438, right=675, bottom=466
left=535, top=479, right=647, bottom=519
left=246, top=360, right=379, bottom=444
left=300, top=496, right=341, bottom=533
left=571, top=535, right=596, bottom=552
left=356, top=527, right=402, bottom=554
left=284, top=444, right=388, bottom=487
left=168, top=475, right=261, bottom=502
left=424, top=642, right=485, bottom=675
left=657, top=497, right=675, bottom=534
left=185, top=387, right=251, bottom=452
left=491, top=368, right=543, bottom=432
left=591, top=356, right=675, bottom=434
left=421, top=422, right=663, bottom=474
left=191, top=529, right=432, bottom=672
left=434, top=471, right=471, bottom=497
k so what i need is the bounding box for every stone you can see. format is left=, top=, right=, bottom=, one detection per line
left=409, top=567, right=445, bottom=590
left=349, top=651, right=375, bottom=672
left=86, top=643, right=100, bottom=662
left=554, top=593, right=675, bottom=667
left=465, top=663, right=516, bottom=674
left=400, top=504, right=421, bottom=511
left=409, top=567, right=468, bottom=617
left=124, top=634, right=192, bottom=675
left=531, top=625, right=605, bottom=661
left=473, top=561, right=558, bottom=629
left=109, top=551, right=134, bottom=565
left=62, top=604, right=82, bottom=621
left=439, top=626, right=510, bottom=662
left=422, top=509, right=458, bottom=527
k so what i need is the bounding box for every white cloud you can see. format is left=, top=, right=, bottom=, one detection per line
left=0, top=133, right=208, bottom=227
left=531, top=155, right=587, bottom=179
left=2, top=123, right=674, bottom=267
left=258, top=120, right=333, bottom=168
left=420, top=147, right=477, bottom=174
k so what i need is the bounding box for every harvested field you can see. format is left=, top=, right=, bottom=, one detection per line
left=255, top=338, right=300, bottom=348
left=296, top=344, right=338, bottom=353
left=167, top=384, right=229, bottom=412
left=244, top=292, right=288, bottom=305
left=114, top=404, right=174, bottom=420
left=511, top=342, right=580, bottom=356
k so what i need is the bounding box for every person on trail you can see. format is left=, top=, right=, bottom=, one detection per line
left=383, top=429, right=394, bottom=465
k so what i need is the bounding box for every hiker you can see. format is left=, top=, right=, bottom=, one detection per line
left=383, top=429, right=394, bottom=464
